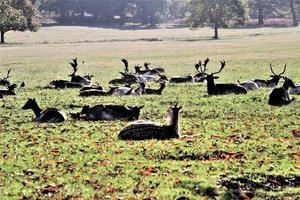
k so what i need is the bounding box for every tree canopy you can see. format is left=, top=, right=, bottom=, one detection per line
left=187, top=0, right=246, bottom=39
left=0, top=0, right=40, bottom=43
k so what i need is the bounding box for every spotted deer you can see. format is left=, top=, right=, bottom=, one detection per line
left=118, top=103, right=182, bottom=140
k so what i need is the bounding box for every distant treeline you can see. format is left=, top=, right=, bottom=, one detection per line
left=33, top=0, right=300, bottom=27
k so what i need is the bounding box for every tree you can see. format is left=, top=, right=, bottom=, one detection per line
left=289, top=0, right=299, bottom=26
left=0, top=0, right=40, bottom=43
left=187, top=0, right=246, bottom=39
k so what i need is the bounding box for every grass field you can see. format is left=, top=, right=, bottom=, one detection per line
left=0, top=26, right=300, bottom=199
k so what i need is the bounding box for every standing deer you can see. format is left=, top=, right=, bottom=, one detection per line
left=201, top=60, right=247, bottom=95
left=253, top=64, right=286, bottom=87
left=118, top=103, right=182, bottom=140
left=22, top=98, right=66, bottom=123
left=268, top=77, right=296, bottom=106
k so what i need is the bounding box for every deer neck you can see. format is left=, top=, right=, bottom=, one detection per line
left=159, top=83, right=165, bottom=91
left=168, top=111, right=179, bottom=133
left=31, top=103, right=42, bottom=118
left=283, top=81, right=291, bottom=90
left=206, top=77, right=216, bottom=94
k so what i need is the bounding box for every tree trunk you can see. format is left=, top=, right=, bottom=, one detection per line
left=257, top=0, right=264, bottom=26
left=1, top=31, right=4, bottom=43
left=213, top=24, right=219, bottom=39
left=290, top=0, right=298, bottom=26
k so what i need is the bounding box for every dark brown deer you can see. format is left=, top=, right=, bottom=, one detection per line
left=0, top=69, right=12, bottom=86
left=22, top=98, right=66, bottom=123
left=202, top=60, right=247, bottom=95
left=118, top=103, right=182, bottom=140
left=72, top=104, right=144, bottom=121
left=144, top=62, right=165, bottom=73
left=50, top=80, right=83, bottom=89
left=268, top=77, right=296, bottom=106
left=194, top=58, right=209, bottom=82
left=144, top=81, right=166, bottom=95
left=0, top=84, right=17, bottom=95
left=109, top=73, right=139, bottom=85
left=253, top=64, right=286, bottom=87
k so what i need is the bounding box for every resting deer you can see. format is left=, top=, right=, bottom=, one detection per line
left=0, top=84, right=17, bottom=95
left=194, top=58, right=209, bottom=82
left=268, top=77, right=296, bottom=106
left=50, top=80, right=83, bottom=89
left=109, top=73, right=139, bottom=85
left=22, top=98, right=66, bottom=123
left=0, top=69, right=12, bottom=86
left=253, top=64, right=285, bottom=87
left=144, top=62, right=165, bottom=74
left=201, top=60, right=247, bottom=95
left=118, top=103, right=182, bottom=140
left=72, top=104, right=144, bottom=121
left=80, top=85, right=104, bottom=92
left=144, top=81, right=166, bottom=95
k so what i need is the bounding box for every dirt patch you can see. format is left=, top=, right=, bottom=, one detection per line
left=148, top=150, right=244, bottom=161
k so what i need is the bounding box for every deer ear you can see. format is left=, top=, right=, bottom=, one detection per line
left=139, top=105, right=145, bottom=109
left=177, top=106, right=182, bottom=111
left=214, top=76, right=219, bottom=79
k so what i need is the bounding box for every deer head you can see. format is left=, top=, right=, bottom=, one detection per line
left=144, top=62, right=151, bottom=70
left=22, top=98, right=37, bottom=110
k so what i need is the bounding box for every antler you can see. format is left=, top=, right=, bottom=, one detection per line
left=270, top=63, right=276, bottom=75
left=279, top=64, right=287, bottom=76
left=121, top=59, right=129, bottom=74
left=195, top=61, right=201, bottom=72
left=70, top=57, right=78, bottom=76
left=212, top=60, right=225, bottom=75
left=5, top=69, right=11, bottom=80
left=200, top=58, right=209, bottom=73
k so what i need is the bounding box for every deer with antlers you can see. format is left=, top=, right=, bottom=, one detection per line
left=253, top=64, right=286, bottom=87
left=201, top=60, right=247, bottom=95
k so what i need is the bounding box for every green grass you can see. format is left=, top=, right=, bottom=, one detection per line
left=0, top=26, right=300, bottom=199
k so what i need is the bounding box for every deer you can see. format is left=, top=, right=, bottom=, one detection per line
left=0, top=84, right=17, bottom=96
left=118, top=103, right=182, bottom=140
left=109, top=73, right=139, bottom=85
left=268, top=77, right=296, bottom=106
left=71, top=104, right=144, bottom=121
left=201, top=60, right=247, bottom=95
left=22, top=98, right=66, bottom=123
left=253, top=63, right=286, bottom=87
left=0, top=69, right=12, bottom=86
left=144, top=81, right=166, bottom=95
left=194, top=58, right=209, bottom=82
left=69, top=58, right=92, bottom=86
left=80, top=85, right=104, bottom=92
left=144, top=62, right=165, bottom=74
